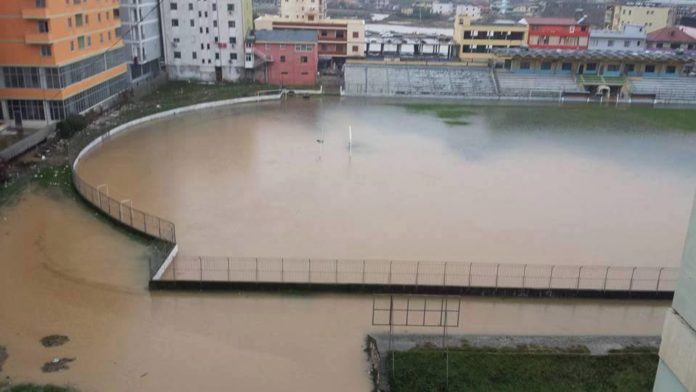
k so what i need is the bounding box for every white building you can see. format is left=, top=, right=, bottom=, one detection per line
left=455, top=4, right=481, bottom=20
left=280, top=0, right=327, bottom=21
left=160, top=0, right=253, bottom=82
left=121, top=0, right=163, bottom=82
left=589, top=25, right=647, bottom=51
left=431, top=2, right=455, bottom=15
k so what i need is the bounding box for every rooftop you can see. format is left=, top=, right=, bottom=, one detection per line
left=493, top=47, right=696, bottom=62
left=520, top=17, right=584, bottom=26
left=590, top=26, right=647, bottom=40
left=647, top=26, right=696, bottom=43
left=253, top=29, right=318, bottom=43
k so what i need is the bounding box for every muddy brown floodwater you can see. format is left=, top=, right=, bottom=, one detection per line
left=76, top=98, right=696, bottom=267
left=0, top=189, right=673, bottom=391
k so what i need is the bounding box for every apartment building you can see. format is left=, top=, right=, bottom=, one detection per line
left=453, top=15, right=527, bottom=64
left=280, top=0, right=326, bottom=21
left=120, top=0, right=162, bottom=82
left=605, top=5, right=675, bottom=33
left=254, top=15, right=365, bottom=62
left=521, top=17, right=590, bottom=50
left=244, top=30, right=318, bottom=86
left=0, top=0, right=129, bottom=127
left=588, top=25, right=646, bottom=51
left=160, top=0, right=253, bottom=82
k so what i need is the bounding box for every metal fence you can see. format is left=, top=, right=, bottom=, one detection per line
left=163, top=257, right=679, bottom=293
left=72, top=172, right=176, bottom=243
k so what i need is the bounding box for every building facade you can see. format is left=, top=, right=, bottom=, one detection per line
left=588, top=25, right=646, bottom=51
left=521, top=17, right=590, bottom=50
left=431, top=2, right=454, bottom=15
left=605, top=5, right=675, bottom=33
left=654, top=196, right=696, bottom=392
left=244, top=30, right=318, bottom=86
left=0, top=0, right=129, bottom=127
left=160, top=0, right=253, bottom=82
left=453, top=16, right=527, bottom=64
left=280, top=0, right=327, bottom=22
left=120, top=0, right=162, bottom=82
left=455, top=5, right=482, bottom=20
left=647, top=26, right=696, bottom=51
left=254, top=16, right=365, bottom=63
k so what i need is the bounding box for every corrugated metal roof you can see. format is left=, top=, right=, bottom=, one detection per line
left=253, top=29, right=318, bottom=43
left=493, top=48, right=696, bottom=62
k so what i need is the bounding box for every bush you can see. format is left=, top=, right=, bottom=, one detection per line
left=56, top=114, right=87, bottom=139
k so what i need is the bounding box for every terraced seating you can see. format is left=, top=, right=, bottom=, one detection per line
left=629, top=77, right=696, bottom=103
left=496, top=72, right=584, bottom=98
left=343, top=63, right=496, bottom=97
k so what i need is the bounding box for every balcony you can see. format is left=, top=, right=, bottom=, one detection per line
left=25, top=31, right=59, bottom=44
left=22, top=7, right=51, bottom=19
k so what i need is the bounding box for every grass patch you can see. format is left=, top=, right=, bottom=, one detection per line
left=629, top=107, right=696, bottom=132
left=387, top=348, right=658, bottom=392
left=400, top=103, right=475, bottom=124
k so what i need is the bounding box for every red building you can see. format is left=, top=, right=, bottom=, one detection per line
left=245, top=30, right=318, bottom=86
left=521, top=17, right=590, bottom=50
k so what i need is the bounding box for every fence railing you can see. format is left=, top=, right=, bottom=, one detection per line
left=72, top=174, right=176, bottom=243
left=163, top=257, right=679, bottom=293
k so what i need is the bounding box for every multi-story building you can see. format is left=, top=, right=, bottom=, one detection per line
left=280, top=0, right=326, bottom=21
left=653, top=196, right=696, bottom=392
left=244, top=30, right=318, bottom=86
left=647, top=26, right=696, bottom=51
left=160, top=0, right=253, bottom=82
left=0, top=0, right=129, bottom=127
left=588, top=25, right=646, bottom=51
left=455, top=5, right=482, bottom=20
left=605, top=5, right=675, bottom=33
left=120, top=0, right=162, bottom=82
left=521, top=17, right=590, bottom=50
left=453, top=16, right=527, bottom=64
left=431, top=2, right=454, bottom=15
left=254, top=15, right=365, bottom=65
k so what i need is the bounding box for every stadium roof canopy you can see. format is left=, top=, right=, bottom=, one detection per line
left=493, top=48, right=696, bottom=63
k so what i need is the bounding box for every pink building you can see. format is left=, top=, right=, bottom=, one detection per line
left=245, top=30, right=318, bottom=86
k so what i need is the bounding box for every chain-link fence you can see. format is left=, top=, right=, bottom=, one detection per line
left=163, top=257, right=679, bottom=293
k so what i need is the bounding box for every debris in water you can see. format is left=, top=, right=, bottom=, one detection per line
left=40, top=335, right=70, bottom=348
left=0, top=346, right=7, bottom=373
left=41, top=357, right=75, bottom=373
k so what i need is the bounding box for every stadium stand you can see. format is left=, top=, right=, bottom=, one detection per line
left=496, top=71, right=584, bottom=98
left=629, top=77, right=696, bottom=103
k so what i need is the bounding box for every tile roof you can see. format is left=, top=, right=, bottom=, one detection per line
left=647, top=26, right=696, bottom=43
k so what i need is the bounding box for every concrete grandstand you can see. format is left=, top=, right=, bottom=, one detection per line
left=343, top=50, right=696, bottom=104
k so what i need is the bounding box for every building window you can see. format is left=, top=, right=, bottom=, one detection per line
left=188, top=3, right=193, bottom=10
left=192, top=51, right=197, bottom=59
left=300, top=56, right=308, bottom=63
left=228, top=21, right=235, bottom=28
left=213, top=20, right=218, bottom=27
left=190, top=19, right=194, bottom=26
left=666, top=65, right=676, bottom=74
left=170, top=2, right=178, bottom=10
left=38, top=20, right=49, bottom=33
left=215, top=53, right=220, bottom=60
left=623, top=40, right=630, bottom=47
left=172, top=19, right=179, bottom=27
left=77, top=36, right=85, bottom=49
left=36, top=0, right=46, bottom=8
left=227, top=4, right=234, bottom=11
left=68, top=17, right=72, bottom=28
left=625, top=64, right=635, bottom=73
left=70, top=40, right=75, bottom=51
left=85, top=14, right=89, bottom=24
left=229, top=37, right=236, bottom=45
left=645, top=64, right=656, bottom=73
left=295, top=44, right=312, bottom=52
left=606, top=64, right=620, bottom=72
left=561, top=62, right=572, bottom=71
left=540, top=61, right=552, bottom=71
left=8, top=100, right=45, bottom=121
left=3, top=67, right=41, bottom=88
left=519, top=61, right=531, bottom=70
left=280, top=55, right=286, bottom=62
left=212, top=4, right=217, bottom=10
left=174, top=51, right=181, bottom=59
left=353, top=32, right=359, bottom=38
left=87, top=36, right=91, bottom=46
left=76, top=14, right=84, bottom=27
left=607, top=40, right=614, bottom=47
left=230, top=53, right=237, bottom=60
